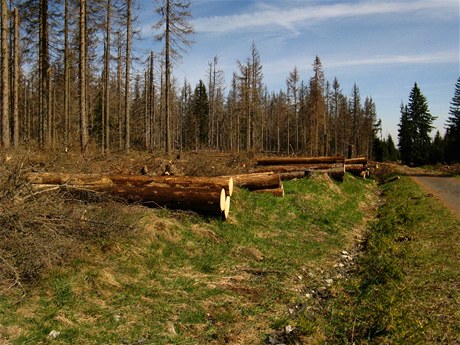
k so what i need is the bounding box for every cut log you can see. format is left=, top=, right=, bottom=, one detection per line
left=345, top=157, right=367, bottom=165
left=345, top=164, right=367, bottom=176
left=34, top=183, right=227, bottom=215
left=222, top=195, right=231, bottom=220
left=305, top=167, right=345, bottom=182
left=279, top=171, right=306, bottom=181
left=229, top=172, right=282, bottom=191
left=252, top=187, right=285, bottom=197
left=257, top=156, right=344, bottom=166
left=26, top=172, right=233, bottom=196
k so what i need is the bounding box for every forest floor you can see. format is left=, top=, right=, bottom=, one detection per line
left=0, top=149, right=459, bottom=344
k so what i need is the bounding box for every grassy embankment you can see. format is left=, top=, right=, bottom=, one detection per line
left=1, top=157, right=458, bottom=344
left=298, top=175, right=460, bottom=344
left=0, top=159, right=376, bottom=344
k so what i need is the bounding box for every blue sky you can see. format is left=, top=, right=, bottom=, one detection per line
left=137, top=0, right=459, bottom=140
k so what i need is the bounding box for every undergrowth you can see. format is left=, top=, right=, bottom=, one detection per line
left=0, top=158, right=141, bottom=297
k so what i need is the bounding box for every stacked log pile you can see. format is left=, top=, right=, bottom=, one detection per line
left=25, top=156, right=368, bottom=219
left=254, top=156, right=369, bottom=181
left=254, top=156, right=346, bottom=181
left=25, top=171, right=285, bottom=219
left=26, top=173, right=233, bottom=220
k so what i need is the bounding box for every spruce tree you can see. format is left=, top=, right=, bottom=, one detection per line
left=445, top=77, right=460, bottom=162
left=192, top=80, right=209, bottom=148
left=398, top=83, right=435, bottom=166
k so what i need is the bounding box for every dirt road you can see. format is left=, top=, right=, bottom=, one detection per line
left=411, top=176, right=460, bottom=219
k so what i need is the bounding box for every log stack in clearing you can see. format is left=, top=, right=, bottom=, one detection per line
left=25, top=156, right=368, bottom=219
left=254, top=155, right=369, bottom=181
left=26, top=173, right=233, bottom=220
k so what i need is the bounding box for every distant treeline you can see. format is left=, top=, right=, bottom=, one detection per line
left=1, top=1, right=457, bottom=165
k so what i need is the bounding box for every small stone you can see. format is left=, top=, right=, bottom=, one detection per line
left=341, top=250, right=349, bottom=255
left=305, top=293, right=312, bottom=299
left=48, top=330, right=60, bottom=340
left=297, top=275, right=303, bottom=280
left=288, top=308, right=295, bottom=314
left=285, top=325, right=294, bottom=333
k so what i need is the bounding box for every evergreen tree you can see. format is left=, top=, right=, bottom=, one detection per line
left=192, top=80, right=209, bottom=148
left=398, top=83, right=435, bottom=166
left=386, top=134, right=399, bottom=162
left=429, top=130, right=444, bottom=164
left=445, top=76, right=460, bottom=162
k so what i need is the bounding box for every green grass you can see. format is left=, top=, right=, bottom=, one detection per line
left=298, top=176, right=460, bottom=344
left=0, top=174, right=377, bottom=344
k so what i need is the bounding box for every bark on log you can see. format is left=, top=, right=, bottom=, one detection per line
left=345, top=157, right=367, bottom=165
left=279, top=171, right=306, bottom=181
left=26, top=173, right=234, bottom=196
left=229, top=172, right=282, bottom=191
left=345, top=164, right=367, bottom=176
left=305, top=167, right=345, bottom=182
left=32, top=183, right=227, bottom=215
left=252, top=187, right=285, bottom=197
left=253, top=163, right=344, bottom=173
left=257, top=156, right=344, bottom=166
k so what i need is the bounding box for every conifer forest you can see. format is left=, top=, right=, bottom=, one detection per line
left=0, top=0, right=458, bottom=165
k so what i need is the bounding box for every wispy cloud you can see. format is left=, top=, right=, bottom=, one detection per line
left=192, top=0, right=458, bottom=34
left=326, top=51, right=459, bottom=68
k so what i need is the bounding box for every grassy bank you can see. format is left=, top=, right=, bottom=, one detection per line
left=0, top=169, right=376, bottom=344
left=300, top=176, right=460, bottom=344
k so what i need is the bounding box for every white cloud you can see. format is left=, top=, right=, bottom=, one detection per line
left=326, top=51, right=459, bottom=68
left=192, top=0, right=458, bottom=34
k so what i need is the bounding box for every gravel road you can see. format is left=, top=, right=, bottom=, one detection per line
left=411, top=176, right=460, bottom=219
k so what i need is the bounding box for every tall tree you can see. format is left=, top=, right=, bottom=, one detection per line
left=192, top=80, right=209, bottom=149
left=207, top=56, right=225, bottom=149
left=79, top=0, right=88, bottom=152
left=349, top=83, right=362, bottom=156
left=398, top=83, right=435, bottom=165
left=1, top=0, right=9, bottom=148
left=153, top=0, right=194, bottom=154
left=445, top=76, right=460, bottom=162
left=124, top=0, right=131, bottom=151
left=63, top=0, right=70, bottom=149
left=102, top=0, right=111, bottom=153
left=286, top=66, right=299, bottom=152
left=306, top=56, right=327, bottom=156
left=12, top=7, right=19, bottom=147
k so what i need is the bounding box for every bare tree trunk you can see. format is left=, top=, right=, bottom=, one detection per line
left=12, top=7, right=19, bottom=147
left=64, top=0, right=70, bottom=148
left=79, top=0, right=88, bottom=153
left=116, top=31, right=123, bottom=150
left=103, top=0, right=111, bottom=153
left=164, top=0, right=171, bottom=154
left=1, top=0, right=9, bottom=148
left=149, top=51, right=155, bottom=149
left=124, top=0, right=131, bottom=151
